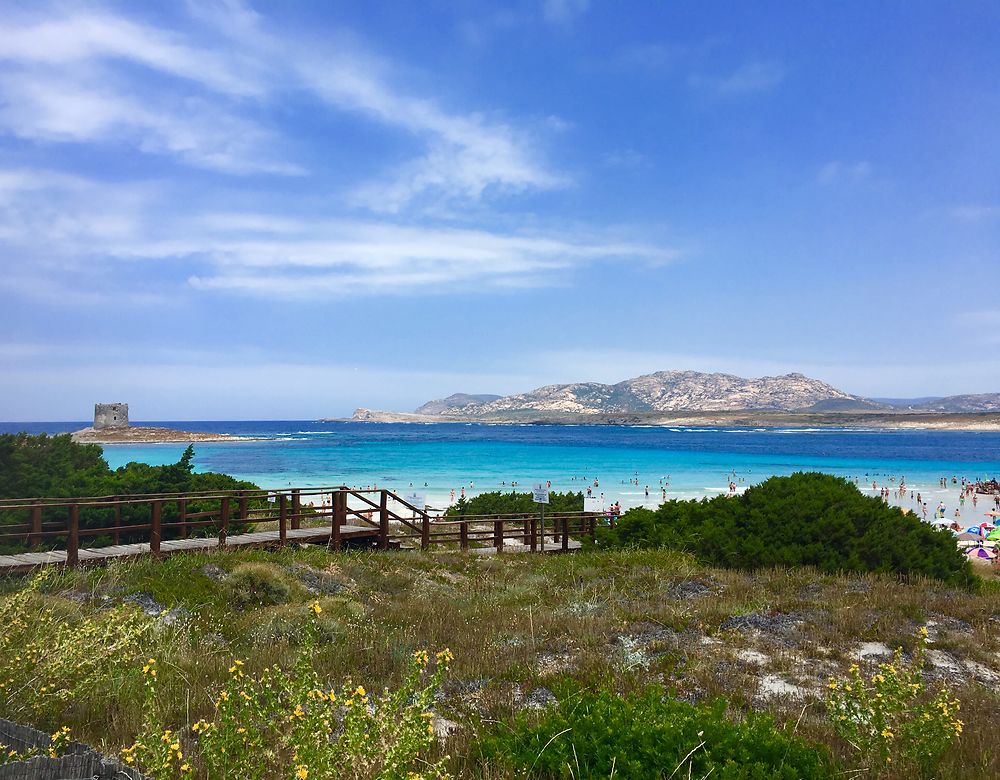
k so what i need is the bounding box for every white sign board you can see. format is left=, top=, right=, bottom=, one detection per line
left=402, top=492, right=427, bottom=508
left=584, top=496, right=604, bottom=513
left=532, top=482, right=550, bottom=504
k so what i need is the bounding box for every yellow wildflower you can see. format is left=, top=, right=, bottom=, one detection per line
left=309, top=601, right=322, bottom=616
left=296, top=766, right=309, bottom=779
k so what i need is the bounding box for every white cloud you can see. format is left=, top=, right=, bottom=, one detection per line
left=0, top=11, right=264, bottom=96
left=0, top=169, right=675, bottom=300
left=0, top=70, right=299, bottom=175
left=542, top=0, right=590, bottom=25
left=817, top=160, right=872, bottom=186
left=689, top=61, right=785, bottom=96
left=0, top=4, right=564, bottom=207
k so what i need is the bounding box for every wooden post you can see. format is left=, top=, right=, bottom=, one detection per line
left=421, top=512, right=430, bottom=550
left=291, top=489, right=301, bottom=530
left=562, top=516, right=569, bottom=552
left=113, top=503, right=122, bottom=546
left=460, top=521, right=469, bottom=550
left=330, top=492, right=342, bottom=551
left=553, top=514, right=561, bottom=544
left=494, top=518, right=503, bottom=552
left=529, top=517, right=538, bottom=552
left=219, top=497, right=230, bottom=547
left=589, top=515, right=596, bottom=542
left=67, top=504, right=80, bottom=568
left=522, top=518, right=530, bottom=545
left=334, top=491, right=347, bottom=529
left=178, top=498, right=188, bottom=539
left=150, top=500, right=162, bottom=558
left=29, top=505, right=42, bottom=549
left=379, top=490, right=389, bottom=550
left=279, top=494, right=287, bottom=544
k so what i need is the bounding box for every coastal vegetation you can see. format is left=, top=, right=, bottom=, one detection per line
left=444, top=490, right=584, bottom=517
left=597, top=473, right=974, bottom=587
left=0, top=433, right=262, bottom=553
left=0, top=547, right=996, bottom=778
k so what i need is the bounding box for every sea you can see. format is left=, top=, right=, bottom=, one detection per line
left=3, top=421, right=1000, bottom=517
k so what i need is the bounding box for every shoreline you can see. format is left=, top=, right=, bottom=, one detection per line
left=70, top=426, right=256, bottom=445
left=340, top=409, right=1000, bottom=432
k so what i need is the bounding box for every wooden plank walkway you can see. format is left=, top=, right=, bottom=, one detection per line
left=0, top=525, right=379, bottom=574
left=467, top=539, right=583, bottom=555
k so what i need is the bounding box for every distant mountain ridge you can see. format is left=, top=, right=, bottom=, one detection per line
left=413, top=371, right=885, bottom=417
left=414, top=393, right=502, bottom=415
left=909, top=394, right=1000, bottom=413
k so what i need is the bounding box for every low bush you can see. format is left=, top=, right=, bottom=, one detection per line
left=0, top=569, right=153, bottom=724
left=125, top=604, right=453, bottom=779
left=596, top=472, right=973, bottom=587
left=478, top=685, right=833, bottom=779
left=827, top=629, right=964, bottom=778
left=443, top=490, right=583, bottom=517
left=225, top=562, right=295, bottom=610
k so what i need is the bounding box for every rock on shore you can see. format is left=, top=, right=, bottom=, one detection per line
left=71, top=426, right=245, bottom=444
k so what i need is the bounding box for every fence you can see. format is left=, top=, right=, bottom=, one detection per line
left=0, top=487, right=607, bottom=567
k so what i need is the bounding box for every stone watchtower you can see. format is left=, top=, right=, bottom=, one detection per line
left=94, top=403, right=129, bottom=430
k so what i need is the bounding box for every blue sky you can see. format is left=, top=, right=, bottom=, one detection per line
left=1, top=0, right=998, bottom=421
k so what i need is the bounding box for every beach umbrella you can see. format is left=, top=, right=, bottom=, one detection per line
left=956, top=532, right=986, bottom=541
left=964, top=547, right=997, bottom=560
left=987, top=527, right=1000, bottom=542
left=931, top=518, right=953, bottom=527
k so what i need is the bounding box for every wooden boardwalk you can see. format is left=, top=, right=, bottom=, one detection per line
left=0, top=525, right=380, bottom=574
left=468, top=538, right=583, bottom=555
left=0, top=486, right=597, bottom=574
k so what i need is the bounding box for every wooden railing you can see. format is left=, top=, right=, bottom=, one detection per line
left=0, top=487, right=606, bottom=567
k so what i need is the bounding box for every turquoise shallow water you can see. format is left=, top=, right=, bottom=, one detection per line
left=5, top=421, right=999, bottom=517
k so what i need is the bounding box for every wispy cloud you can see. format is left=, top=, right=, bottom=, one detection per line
left=689, top=61, right=785, bottom=96
left=0, top=3, right=565, bottom=208
left=817, top=160, right=872, bottom=186
left=0, top=168, right=674, bottom=300
left=541, top=0, right=590, bottom=26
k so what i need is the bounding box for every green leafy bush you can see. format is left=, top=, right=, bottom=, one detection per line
left=479, top=685, right=831, bottom=779
left=597, top=473, right=973, bottom=587
left=0, top=435, right=262, bottom=553
left=443, top=490, right=583, bottom=517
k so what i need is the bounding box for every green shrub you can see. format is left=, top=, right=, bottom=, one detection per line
left=478, top=685, right=833, bottom=779
left=0, top=435, right=262, bottom=553
left=597, top=473, right=973, bottom=587
left=443, top=490, right=583, bottom=517
left=225, top=563, right=294, bottom=610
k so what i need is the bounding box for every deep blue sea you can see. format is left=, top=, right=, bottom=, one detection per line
left=3, top=420, right=999, bottom=515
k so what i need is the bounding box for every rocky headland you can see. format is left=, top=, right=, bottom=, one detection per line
left=340, top=370, right=1000, bottom=430
left=71, top=426, right=247, bottom=444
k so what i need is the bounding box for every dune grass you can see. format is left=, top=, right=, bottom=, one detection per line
left=0, top=546, right=998, bottom=777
